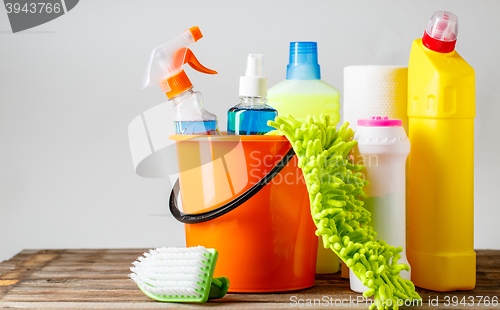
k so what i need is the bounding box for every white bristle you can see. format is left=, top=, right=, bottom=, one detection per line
left=129, top=246, right=212, bottom=298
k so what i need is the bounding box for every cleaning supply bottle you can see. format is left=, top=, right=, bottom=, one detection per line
left=141, top=26, right=220, bottom=135
left=227, top=54, right=277, bottom=135
left=350, top=116, right=411, bottom=293
left=268, top=41, right=341, bottom=274
left=407, top=11, right=475, bottom=291
left=268, top=42, right=340, bottom=123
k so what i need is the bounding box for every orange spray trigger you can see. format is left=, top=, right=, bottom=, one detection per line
left=188, top=26, right=203, bottom=42
left=184, top=48, right=218, bottom=75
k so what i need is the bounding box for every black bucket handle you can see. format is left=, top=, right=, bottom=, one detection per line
left=169, top=147, right=296, bottom=224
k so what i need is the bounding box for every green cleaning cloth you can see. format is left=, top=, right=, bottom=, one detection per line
left=267, top=114, right=421, bottom=310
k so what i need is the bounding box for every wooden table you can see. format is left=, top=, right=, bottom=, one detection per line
left=0, top=249, right=498, bottom=309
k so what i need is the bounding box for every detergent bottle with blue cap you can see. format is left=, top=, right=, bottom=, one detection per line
left=268, top=42, right=340, bottom=124
left=268, top=41, right=341, bottom=274
left=141, top=26, right=220, bottom=135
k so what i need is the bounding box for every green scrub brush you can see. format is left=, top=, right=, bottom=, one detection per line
left=267, top=114, right=421, bottom=310
left=129, top=246, right=229, bottom=302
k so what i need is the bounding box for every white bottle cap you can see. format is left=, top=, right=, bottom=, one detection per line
left=239, top=54, right=268, bottom=98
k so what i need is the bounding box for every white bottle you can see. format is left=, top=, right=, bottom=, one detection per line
left=350, top=116, right=411, bottom=293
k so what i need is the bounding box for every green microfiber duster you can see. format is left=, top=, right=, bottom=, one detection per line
left=267, top=114, right=421, bottom=310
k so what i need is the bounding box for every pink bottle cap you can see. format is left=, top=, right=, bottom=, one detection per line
left=358, top=116, right=402, bottom=127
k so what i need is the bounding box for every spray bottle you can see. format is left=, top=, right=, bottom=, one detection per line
left=142, top=26, right=220, bottom=135
left=407, top=11, right=475, bottom=291
left=227, top=54, right=277, bottom=135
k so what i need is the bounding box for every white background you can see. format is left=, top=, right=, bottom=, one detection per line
left=1, top=0, right=499, bottom=262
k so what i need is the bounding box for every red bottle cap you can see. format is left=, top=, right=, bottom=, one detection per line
left=422, top=11, right=458, bottom=53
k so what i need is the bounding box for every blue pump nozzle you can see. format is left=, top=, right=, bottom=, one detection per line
left=286, top=42, right=321, bottom=80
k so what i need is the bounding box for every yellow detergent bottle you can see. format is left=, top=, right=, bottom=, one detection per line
left=407, top=11, right=475, bottom=291
left=268, top=42, right=341, bottom=274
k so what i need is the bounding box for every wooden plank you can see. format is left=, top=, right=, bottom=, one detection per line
left=40, top=253, right=143, bottom=262
left=0, top=249, right=499, bottom=309
left=40, top=265, right=133, bottom=272
left=2, top=279, right=499, bottom=305
left=0, top=301, right=499, bottom=310
left=21, top=249, right=144, bottom=253
left=27, top=271, right=129, bottom=280
left=0, top=301, right=367, bottom=309
left=3, top=279, right=132, bottom=289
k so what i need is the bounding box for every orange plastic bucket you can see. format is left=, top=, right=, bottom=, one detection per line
left=169, top=134, right=317, bottom=292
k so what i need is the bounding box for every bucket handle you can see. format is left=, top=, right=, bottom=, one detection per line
left=169, top=147, right=297, bottom=224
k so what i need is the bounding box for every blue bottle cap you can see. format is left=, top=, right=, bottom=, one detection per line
left=286, top=42, right=321, bottom=80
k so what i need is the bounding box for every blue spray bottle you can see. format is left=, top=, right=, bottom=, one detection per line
left=227, top=54, right=277, bottom=135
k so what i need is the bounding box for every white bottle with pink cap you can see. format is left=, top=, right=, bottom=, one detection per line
left=349, top=116, right=411, bottom=293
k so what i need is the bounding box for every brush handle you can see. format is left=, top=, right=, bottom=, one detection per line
left=208, top=277, right=230, bottom=299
